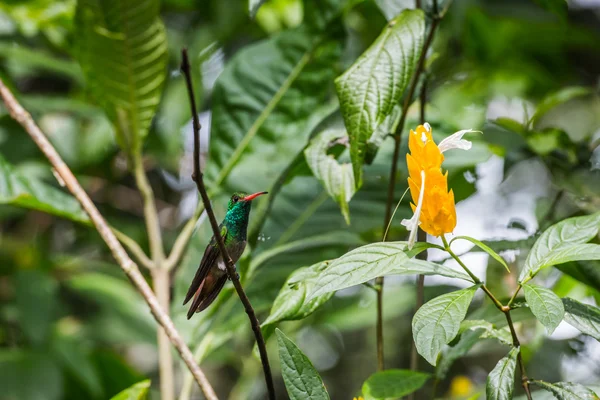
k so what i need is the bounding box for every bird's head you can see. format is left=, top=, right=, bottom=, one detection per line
left=226, top=191, right=268, bottom=214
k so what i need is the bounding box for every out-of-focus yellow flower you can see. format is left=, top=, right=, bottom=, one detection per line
left=402, top=123, right=476, bottom=247
left=352, top=397, right=364, bottom=400
left=448, top=375, right=475, bottom=397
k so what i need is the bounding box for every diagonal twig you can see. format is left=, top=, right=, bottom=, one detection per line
left=0, top=78, right=219, bottom=400
left=180, top=48, right=276, bottom=400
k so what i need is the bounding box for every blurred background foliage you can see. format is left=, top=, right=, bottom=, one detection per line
left=0, top=0, right=599, bottom=399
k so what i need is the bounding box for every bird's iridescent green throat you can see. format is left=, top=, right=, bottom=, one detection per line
left=223, top=191, right=267, bottom=241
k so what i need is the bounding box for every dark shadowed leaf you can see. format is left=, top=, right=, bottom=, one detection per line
left=562, top=298, right=600, bottom=341
left=110, top=380, right=150, bottom=400
left=436, top=329, right=485, bottom=380
left=276, top=329, right=329, bottom=400
left=15, top=269, right=58, bottom=345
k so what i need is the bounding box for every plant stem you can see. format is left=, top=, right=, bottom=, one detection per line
left=441, top=235, right=533, bottom=400
left=112, top=226, right=154, bottom=269
left=377, top=11, right=442, bottom=372
left=0, top=78, right=219, bottom=400
left=180, top=49, right=276, bottom=400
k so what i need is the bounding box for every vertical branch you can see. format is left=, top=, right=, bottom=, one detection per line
left=0, top=78, right=219, bottom=400
left=504, top=310, right=533, bottom=400
left=376, top=9, right=441, bottom=372
left=180, top=49, right=276, bottom=400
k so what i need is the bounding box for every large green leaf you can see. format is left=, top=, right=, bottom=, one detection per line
left=412, top=285, right=479, bottom=366
left=519, top=213, right=600, bottom=284
left=306, top=242, right=471, bottom=301
left=276, top=329, right=330, bottom=400
left=335, top=9, right=425, bottom=187
left=486, top=347, right=519, bottom=400
left=0, top=155, right=89, bottom=223
left=362, top=370, right=430, bottom=400
left=562, top=298, right=600, bottom=341
left=305, top=128, right=355, bottom=224
left=206, top=3, right=343, bottom=192
left=523, top=284, right=564, bottom=334
left=533, top=381, right=598, bottom=400
left=110, top=380, right=150, bottom=400
left=74, top=0, right=168, bottom=154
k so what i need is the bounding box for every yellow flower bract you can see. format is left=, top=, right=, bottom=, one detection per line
left=406, top=124, right=457, bottom=237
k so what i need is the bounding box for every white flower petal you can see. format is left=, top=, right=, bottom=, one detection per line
left=424, top=122, right=431, bottom=132
left=401, top=170, right=426, bottom=249
left=438, top=129, right=479, bottom=153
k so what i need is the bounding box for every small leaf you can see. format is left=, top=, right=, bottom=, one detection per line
left=459, top=320, right=512, bottom=345
left=451, top=236, right=510, bottom=273
left=362, top=369, right=430, bottom=400
left=262, top=261, right=334, bottom=327
left=307, top=242, right=471, bottom=301
left=0, top=155, right=89, bottom=223
left=523, top=284, right=564, bottom=334
left=110, top=380, right=151, bottom=400
left=519, top=213, right=600, bottom=283
left=305, top=129, right=356, bottom=224
left=486, top=347, right=519, bottom=400
left=335, top=9, right=425, bottom=187
left=74, top=0, right=168, bottom=155
left=533, top=380, right=599, bottom=400
left=276, top=329, right=330, bottom=400
left=562, top=298, right=600, bottom=341
left=412, top=285, right=479, bottom=366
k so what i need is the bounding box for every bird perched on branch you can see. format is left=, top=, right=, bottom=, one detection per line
left=183, top=191, right=267, bottom=319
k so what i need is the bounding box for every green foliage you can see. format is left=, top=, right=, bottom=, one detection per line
left=523, top=284, right=564, bottom=334
left=532, top=380, right=599, bottom=400
left=562, top=298, right=600, bottom=341
left=412, top=285, right=479, bottom=366
left=74, top=0, right=168, bottom=155
left=518, top=213, right=600, bottom=284
left=486, top=347, right=519, bottom=400
left=362, top=370, right=430, bottom=400
left=335, top=9, right=425, bottom=187
left=451, top=235, right=510, bottom=273
left=109, top=380, right=150, bottom=400
left=276, top=329, right=330, bottom=400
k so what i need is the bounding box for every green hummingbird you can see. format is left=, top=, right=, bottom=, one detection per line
left=183, top=191, right=268, bottom=319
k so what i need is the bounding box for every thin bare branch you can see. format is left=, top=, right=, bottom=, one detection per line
left=0, top=78, right=219, bottom=400
left=180, top=48, right=276, bottom=400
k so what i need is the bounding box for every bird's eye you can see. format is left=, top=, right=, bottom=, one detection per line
left=232, top=196, right=239, bottom=203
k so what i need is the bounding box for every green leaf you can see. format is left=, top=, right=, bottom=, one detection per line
left=533, top=380, right=599, bottom=400
left=530, top=86, right=591, bottom=127
left=486, top=347, right=519, bottom=400
left=412, top=285, right=479, bottom=366
left=207, top=14, right=342, bottom=193
left=15, top=270, right=58, bottom=345
left=532, top=0, right=569, bottom=18
left=276, top=329, right=330, bottom=400
left=362, top=369, right=430, bottom=400
left=335, top=9, right=425, bottom=187
left=451, top=235, right=510, bottom=273
left=262, top=261, right=335, bottom=327
left=556, top=260, right=600, bottom=293
left=0, top=155, right=89, bottom=223
left=522, top=284, right=564, bottom=334
left=307, top=242, right=472, bottom=301
left=459, top=320, right=512, bottom=345
left=365, top=104, right=401, bottom=164
left=519, top=213, right=600, bottom=284
left=305, top=129, right=356, bottom=224
left=74, top=0, right=168, bottom=155
left=0, top=350, right=63, bottom=400
left=436, top=329, right=485, bottom=380
left=562, top=298, right=600, bottom=341
left=110, top=380, right=151, bottom=400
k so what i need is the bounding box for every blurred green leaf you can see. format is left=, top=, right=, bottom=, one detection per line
left=532, top=0, right=568, bottom=18
left=519, top=212, right=600, bottom=284
left=362, top=369, right=430, bottom=400
left=451, top=235, right=510, bottom=273
left=207, top=0, right=343, bottom=193
left=459, top=320, right=512, bottom=345
left=335, top=9, right=424, bottom=187
left=305, top=128, right=355, bottom=224
left=530, top=87, right=591, bottom=127
left=532, top=380, right=598, bottom=400
left=436, top=329, right=485, bottom=380
left=486, top=347, right=519, bottom=400
left=15, top=269, right=58, bottom=345
left=249, top=0, right=267, bottom=18
left=0, top=154, right=89, bottom=223
left=91, top=351, right=145, bottom=398
left=562, top=297, right=600, bottom=341
left=412, top=285, right=479, bottom=366
left=276, top=329, right=330, bottom=400
left=523, top=284, right=564, bottom=334
left=306, top=242, right=470, bottom=301
left=110, top=380, right=150, bottom=400
left=74, top=0, right=168, bottom=155
left=0, top=43, right=83, bottom=81
left=0, top=350, right=63, bottom=400
left=374, top=0, right=414, bottom=21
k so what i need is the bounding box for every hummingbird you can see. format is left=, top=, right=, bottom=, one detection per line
left=183, top=191, right=268, bottom=319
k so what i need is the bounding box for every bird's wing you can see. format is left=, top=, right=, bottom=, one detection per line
left=182, top=224, right=228, bottom=305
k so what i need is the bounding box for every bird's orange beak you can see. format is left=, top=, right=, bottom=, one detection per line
left=243, top=191, right=268, bottom=201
